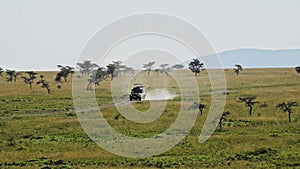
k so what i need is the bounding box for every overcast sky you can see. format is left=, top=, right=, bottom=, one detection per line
left=0, top=0, right=300, bottom=70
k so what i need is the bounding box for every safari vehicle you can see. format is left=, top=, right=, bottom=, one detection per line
left=129, top=84, right=146, bottom=101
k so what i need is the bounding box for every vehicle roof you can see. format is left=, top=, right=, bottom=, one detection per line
left=133, top=84, right=145, bottom=87
left=132, top=86, right=145, bottom=89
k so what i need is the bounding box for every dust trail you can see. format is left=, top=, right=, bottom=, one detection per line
left=2, top=89, right=178, bottom=118
left=77, top=89, right=177, bottom=113
left=145, top=88, right=177, bottom=101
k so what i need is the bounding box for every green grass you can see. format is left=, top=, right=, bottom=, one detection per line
left=0, top=68, right=299, bottom=168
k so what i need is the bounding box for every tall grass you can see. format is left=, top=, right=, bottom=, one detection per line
left=0, top=68, right=299, bottom=168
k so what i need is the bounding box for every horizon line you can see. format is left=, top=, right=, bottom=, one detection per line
left=4, top=66, right=297, bottom=72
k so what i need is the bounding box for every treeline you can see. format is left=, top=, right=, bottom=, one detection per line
left=76, top=60, right=134, bottom=90
left=0, top=59, right=299, bottom=94
left=0, top=66, right=74, bottom=94
left=0, top=60, right=185, bottom=92
left=76, top=60, right=186, bottom=90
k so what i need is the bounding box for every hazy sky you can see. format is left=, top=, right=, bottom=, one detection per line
left=0, top=0, right=300, bottom=70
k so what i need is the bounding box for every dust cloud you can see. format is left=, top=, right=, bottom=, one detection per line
left=145, top=88, right=177, bottom=101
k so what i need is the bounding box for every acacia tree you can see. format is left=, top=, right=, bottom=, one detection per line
left=106, top=62, right=120, bottom=80
left=276, top=102, right=297, bottom=123
left=13, top=71, right=21, bottom=82
left=239, top=96, right=259, bottom=115
left=125, top=67, right=134, bottom=77
left=159, top=64, right=171, bottom=76
left=0, top=67, right=3, bottom=77
left=21, top=71, right=37, bottom=89
left=154, top=68, right=160, bottom=76
left=6, top=70, right=21, bottom=82
left=172, top=64, right=184, bottom=70
left=87, top=67, right=107, bottom=90
left=216, top=111, right=230, bottom=131
left=119, top=65, right=134, bottom=77
left=6, top=70, right=14, bottom=82
left=76, top=60, right=98, bottom=76
left=295, top=66, right=300, bottom=73
left=112, top=61, right=122, bottom=75
left=189, top=102, right=206, bottom=115
left=37, top=75, right=51, bottom=94
left=189, top=58, right=204, bottom=76
left=234, top=64, right=243, bottom=76
left=55, top=65, right=75, bottom=83
left=106, top=64, right=116, bottom=80
left=143, top=61, right=155, bottom=77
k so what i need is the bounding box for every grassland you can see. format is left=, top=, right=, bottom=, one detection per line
left=0, top=68, right=299, bottom=168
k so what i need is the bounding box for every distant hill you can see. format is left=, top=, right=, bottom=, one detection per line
left=185, top=48, right=300, bottom=68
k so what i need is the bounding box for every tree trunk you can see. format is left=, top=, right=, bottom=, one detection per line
left=219, top=119, right=222, bottom=131
left=29, top=83, right=32, bottom=89
left=46, top=87, right=51, bottom=94
left=200, top=109, right=203, bottom=115
left=249, top=106, right=252, bottom=115
left=86, top=82, right=92, bottom=90
left=111, top=74, right=114, bottom=80
left=288, top=111, right=291, bottom=123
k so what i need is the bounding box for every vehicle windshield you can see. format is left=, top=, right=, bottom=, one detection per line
left=132, top=87, right=143, bottom=93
